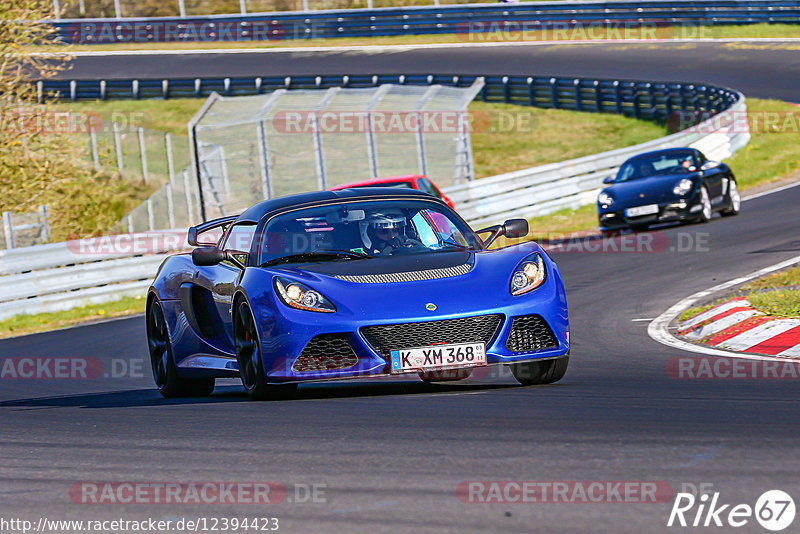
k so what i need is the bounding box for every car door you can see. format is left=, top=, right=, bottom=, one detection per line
left=212, top=223, right=257, bottom=345
left=697, top=151, right=725, bottom=204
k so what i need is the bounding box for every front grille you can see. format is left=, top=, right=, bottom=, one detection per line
left=360, top=314, right=503, bottom=360
left=334, top=263, right=472, bottom=284
left=505, top=315, right=558, bottom=352
left=292, top=334, right=359, bottom=373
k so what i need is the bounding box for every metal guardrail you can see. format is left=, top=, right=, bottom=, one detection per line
left=50, top=0, right=800, bottom=42
left=0, top=233, right=187, bottom=321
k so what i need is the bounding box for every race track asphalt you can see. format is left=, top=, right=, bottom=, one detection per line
left=2, top=41, right=800, bottom=533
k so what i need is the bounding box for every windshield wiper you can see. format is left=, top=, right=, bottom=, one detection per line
left=260, top=250, right=370, bottom=267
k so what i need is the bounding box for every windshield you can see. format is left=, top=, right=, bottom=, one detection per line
left=348, top=181, right=413, bottom=189
left=615, top=152, right=696, bottom=183
left=258, top=199, right=480, bottom=266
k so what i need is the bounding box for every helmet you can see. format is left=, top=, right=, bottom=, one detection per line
left=360, top=211, right=406, bottom=249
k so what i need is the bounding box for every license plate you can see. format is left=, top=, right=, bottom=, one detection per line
left=625, top=204, right=659, bottom=217
left=389, top=342, right=486, bottom=374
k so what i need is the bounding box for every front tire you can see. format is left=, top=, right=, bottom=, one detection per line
left=721, top=178, right=740, bottom=216
left=509, top=357, right=569, bottom=386
left=696, top=185, right=712, bottom=223
left=147, top=297, right=215, bottom=398
left=234, top=299, right=297, bottom=401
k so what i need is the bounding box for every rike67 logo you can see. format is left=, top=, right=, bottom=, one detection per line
left=668, top=489, right=795, bottom=531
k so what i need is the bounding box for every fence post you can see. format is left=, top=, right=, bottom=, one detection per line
left=113, top=122, right=124, bottom=172
left=52, top=0, right=61, bottom=20
left=239, top=0, right=247, bottom=14
left=166, top=183, right=176, bottom=229
left=2, top=212, right=14, bottom=250
left=90, top=130, right=100, bottom=170
left=114, top=0, right=122, bottom=18
left=415, top=111, right=427, bottom=177
left=178, top=0, right=186, bottom=17
left=183, top=169, right=196, bottom=223
left=127, top=215, right=133, bottom=234
left=256, top=121, right=273, bottom=200
left=165, top=132, right=175, bottom=183
left=302, top=0, right=309, bottom=11
left=366, top=112, right=379, bottom=178
left=147, top=199, right=155, bottom=231
left=38, top=205, right=50, bottom=243
left=138, top=127, right=149, bottom=183
left=311, top=114, right=327, bottom=190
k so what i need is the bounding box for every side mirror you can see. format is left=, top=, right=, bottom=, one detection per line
left=192, top=247, right=228, bottom=266
left=187, top=226, right=199, bottom=247
left=701, top=161, right=719, bottom=171
left=502, top=218, right=529, bottom=239
left=476, top=218, right=529, bottom=248
left=602, top=176, right=614, bottom=184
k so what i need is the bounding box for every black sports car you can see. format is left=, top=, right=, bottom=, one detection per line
left=597, top=147, right=740, bottom=232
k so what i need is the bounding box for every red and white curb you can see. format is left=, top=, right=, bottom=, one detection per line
left=678, top=297, right=800, bottom=357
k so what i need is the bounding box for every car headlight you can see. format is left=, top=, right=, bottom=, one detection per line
left=673, top=178, right=694, bottom=196
left=274, top=277, right=336, bottom=313
left=598, top=192, right=614, bottom=206
left=510, top=253, right=547, bottom=296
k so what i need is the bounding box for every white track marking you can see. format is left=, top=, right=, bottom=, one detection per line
left=32, top=37, right=800, bottom=57
left=743, top=181, right=800, bottom=202
left=716, top=320, right=800, bottom=352
left=648, top=254, right=800, bottom=361
left=682, top=310, right=761, bottom=341
left=779, top=343, right=800, bottom=357
left=631, top=318, right=656, bottom=322
left=679, top=299, right=750, bottom=330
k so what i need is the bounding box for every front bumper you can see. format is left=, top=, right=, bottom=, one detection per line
left=598, top=196, right=703, bottom=231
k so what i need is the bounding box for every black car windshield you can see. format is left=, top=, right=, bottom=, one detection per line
left=258, top=199, right=480, bottom=266
left=615, top=152, right=696, bottom=183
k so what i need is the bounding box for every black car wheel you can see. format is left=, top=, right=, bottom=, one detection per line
left=234, top=299, right=297, bottom=401
left=147, top=297, right=215, bottom=398
left=509, top=356, right=569, bottom=386
left=721, top=179, right=741, bottom=216
left=696, top=185, right=712, bottom=223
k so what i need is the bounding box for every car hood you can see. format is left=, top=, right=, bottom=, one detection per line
left=604, top=173, right=696, bottom=207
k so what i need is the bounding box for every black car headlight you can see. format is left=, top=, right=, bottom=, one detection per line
left=597, top=192, right=614, bottom=207
left=510, top=253, right=547, bottom=296
left=274, top=277, right=336, bottom=313
left=673, top=178, right=694, bottom=196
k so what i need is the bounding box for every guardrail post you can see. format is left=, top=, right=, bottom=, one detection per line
left=162, top=79, right=169, bottom=99
left=256, top=121, right=273, bottom=199
left=550, top=78, right=559, bottom=109
left=37, top=81, right=43, bottom=103
left=113, top=122, right=124, bottom=173
left=138, top=127, right=149, bottom=183
left=165, top=133, right=175, bottom=183
left=614, top=81, right=623, bottom=114
left=132, top=80, right=139, bottom=99
left=632, top=83, right=641, bottom=119
left=178, top=0, right=186, bottom=17
left=100, top=80, right=106, bottom=100
left=166, top=183, right=176, bottom=229
left=2, top=212, right=15, bottom=250
left=574, top=79, right=582, bottom=111
left=69, top=80, right=77, bottom=102
left=527, top=77, right=535, bottom=106
left=38, top=206, right=50, bottom=243
left=90, top=129, right=100, bottom=170
left=593, top=80, right=602, bottom=112
left=502, top=76, right=510, bottom=103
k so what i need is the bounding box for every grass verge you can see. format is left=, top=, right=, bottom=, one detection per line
left=0, top=295, right=146, bottom=339
left=748, top=289, right=800, bottom=319
left=34, top=23, right=800, bottom=53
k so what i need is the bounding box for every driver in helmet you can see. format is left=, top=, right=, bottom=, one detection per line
left=361, top=211, right=423, bottom=256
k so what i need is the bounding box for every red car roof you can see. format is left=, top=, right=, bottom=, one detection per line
left=329, top=175, right=424, bottom=190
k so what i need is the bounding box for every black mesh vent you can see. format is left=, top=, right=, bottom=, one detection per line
left=292, top=334, right=359, bottom=373
left=360, top=314, right=503, bottom=360
left=505, top=315, right=558, bottom=352
left=334, top=264, right=472, bottom=283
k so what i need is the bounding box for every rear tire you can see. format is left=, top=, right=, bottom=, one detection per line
left=509, top=357, right=569, bottom=386
left=147, top=297, right=215, bottom=398
left=234, top=299, right=298, bottom=401
left=721, top=179, right=740, bottom=216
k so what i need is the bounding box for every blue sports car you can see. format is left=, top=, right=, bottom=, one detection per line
left=597, top=147, right=740, bottom=232
left=147, top=188, right=570, bottom=400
